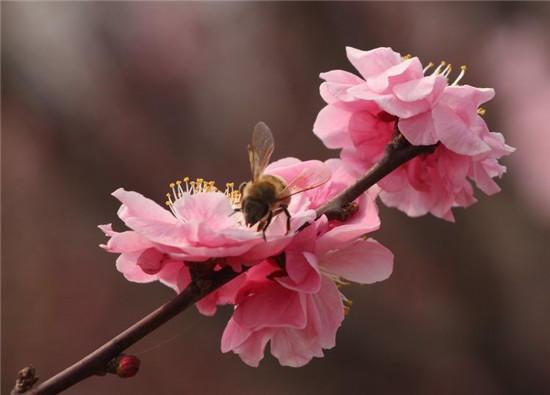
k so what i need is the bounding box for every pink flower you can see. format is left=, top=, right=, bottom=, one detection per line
left=314, top=46, right=515, bottom=220
left=199, top=158, right=381, bottom=317
left=221, top=205, right=393, bottom=367
left=100, top=177, right=316, bottom=295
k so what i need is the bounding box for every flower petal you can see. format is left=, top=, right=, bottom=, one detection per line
left=433, top=104, right=491, bottom=155
left=320, top=239, right=394, bottom=284
left=346, top=46, right=402, bottom=79
left=112, top=188, right=177, bottom=224
left=313, top=105, right=354, bottom=149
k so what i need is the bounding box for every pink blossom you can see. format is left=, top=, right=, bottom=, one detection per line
left=314, top=46, right=515, bottom=220
left=221, top=208, right=394, bottom=367
left=100, top=177, right=316, bottom=296
left=200, top=158, right=381, bottom=317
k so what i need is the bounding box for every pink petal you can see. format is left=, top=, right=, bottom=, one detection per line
left=320, top=69, right=365, bottom=85
left=115, top=252, right=157, bottom=283
left=313, top=105, right=354, bottom=149
left=315, top=192, right=381, bottom=256
left=471, top=161, right=502, bottom=195
left=196, top=274, right=246, bottom=316
left=398, top=111, right=438, bottom=146
left=308, top=278, right=344, bottom=349
left=320, top=239, right=393, bottom=284
left=440, top=85, right=495, bottom=116
left=433, top=104, right=491, bottom=155
left=173, top=192, right=234, bottom=224
left=233, top=282, right=306, bottom=330
left=270, top=326, right=322, bottom=368
left=157, top=261, right=191, bottom=293
left=221, top=319, right=272, bottom=367
left=392, top=75, right=444, bottom=102
left=346, top=46, right=402, bottom=79
left=366, top=57, right=424, bottom=93
left=136, top=248, right=167, bottom=274
left=99, top=226, right=153, bottom=253
left=112, top=188, right=177, bottom=224
left=276, top=251, right=321, bottom=294
left=319, top=70, right=365, bottom=102
left=379, top=186, right=433, bottom=218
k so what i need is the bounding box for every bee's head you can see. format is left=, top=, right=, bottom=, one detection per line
left=243, top=198, right=269, bottom=227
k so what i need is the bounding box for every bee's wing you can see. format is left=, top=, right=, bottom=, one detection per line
left=248, top=122, right=275, bottom=181
left=278, top=163, right=331, bottom=200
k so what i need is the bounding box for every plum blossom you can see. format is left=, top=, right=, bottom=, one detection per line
left=100, top=177, right=316, bottom=294
left=220, top=159, right=393, bottom=367
left=314, top=46, right=515, bottom=220
left=221, top=216, right=393, bottom=367
left=197, top=158, right=381, bottom=317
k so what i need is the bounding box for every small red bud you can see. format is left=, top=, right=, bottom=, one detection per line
left=114, top=355, right=140, bottom=378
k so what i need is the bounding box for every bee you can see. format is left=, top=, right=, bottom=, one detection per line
left=239, top=122, right=330, bottom=238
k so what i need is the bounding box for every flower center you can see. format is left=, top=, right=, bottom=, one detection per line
left=164, top=177, right=242, bottom=215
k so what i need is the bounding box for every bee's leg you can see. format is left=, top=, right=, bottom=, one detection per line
left=281, top=205, right=291, bottom=235
left=258, top=211, right=273, bottom=241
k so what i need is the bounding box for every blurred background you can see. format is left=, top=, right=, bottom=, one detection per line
left=2, top=2, right=550, bottom=394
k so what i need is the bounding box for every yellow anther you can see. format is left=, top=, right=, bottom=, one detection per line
left=183, top=177, right=190, bottom=182
left=402, top=53, right=412, bottom=60
left=176, top=180, right=182, bottom=185
left=343, top=299, right=353, bottom=316
left=165, top=201, right=170, bottom=206
left=169, top=182, right=175, bottom=188
left=477, top=107, right=486, bottom=116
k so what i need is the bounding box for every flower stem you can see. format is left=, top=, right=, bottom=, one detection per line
left=20, top=136, right=435, bottom=395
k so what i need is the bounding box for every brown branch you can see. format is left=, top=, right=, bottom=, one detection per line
left=22, top=135, right=435, bottom=395
left=27, top=267, right=240, bottom=395
left=317, top=136, right=437, bottom=220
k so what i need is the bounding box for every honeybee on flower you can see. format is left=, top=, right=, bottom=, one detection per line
left=239, top=122, right=331, bottom=237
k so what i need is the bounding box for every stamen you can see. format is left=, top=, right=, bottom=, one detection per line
left=432, top=60, right=447, bottom=75
left=452, top=65, right=467, bottom=86
left=477, top=107, right=486, bottom=116
left=402, top=53, right=412, bottom=60
left=343, top=297, right=353, bottom=316
left=164, top=177, right=242, bottom=216
left=442, top=64, right=453, bottom=78
left=423, top=62, right=434, bottom=73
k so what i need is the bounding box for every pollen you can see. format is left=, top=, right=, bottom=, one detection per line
left=164, top=176, right=241, bottom=215
left=477, top=107, right=487, bottom=116
left=343, top=298, right=353, bottom=316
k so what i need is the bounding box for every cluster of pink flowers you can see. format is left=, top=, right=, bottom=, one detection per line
left=101, top=46, right=513, bottom=367
left=101, top=159, right=392, bottom=367
left=314, top=47, right=514, bottom=220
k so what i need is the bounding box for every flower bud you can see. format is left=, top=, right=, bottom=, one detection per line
left=110, top=354, right=140, bottom=378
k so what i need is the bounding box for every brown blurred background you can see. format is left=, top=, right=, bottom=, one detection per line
left=2, top=2, right=550, bottom=394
